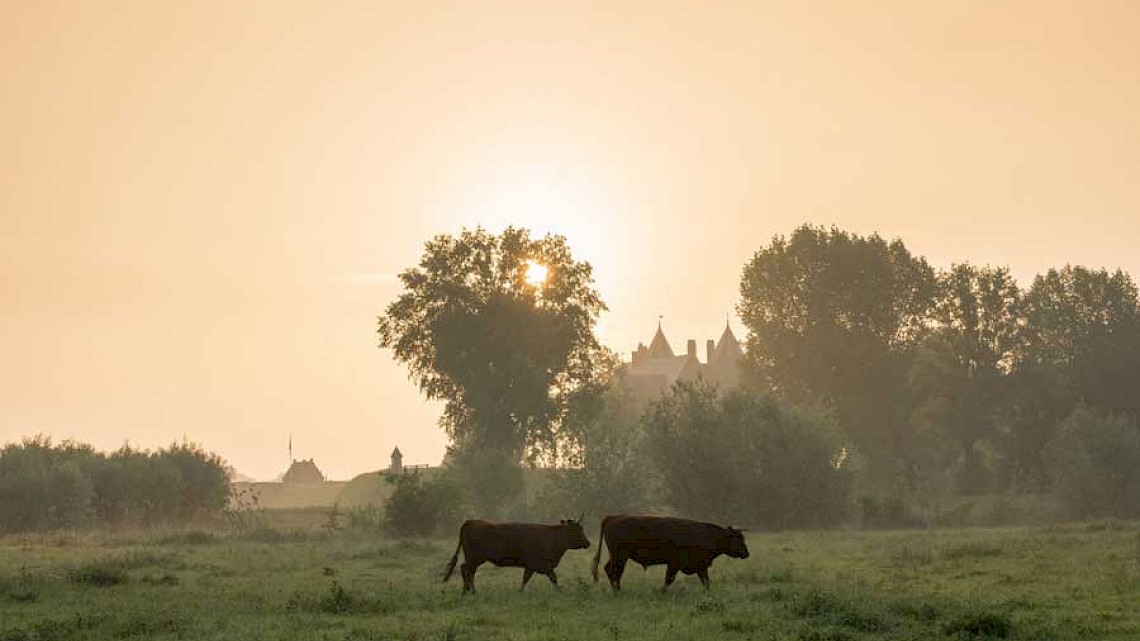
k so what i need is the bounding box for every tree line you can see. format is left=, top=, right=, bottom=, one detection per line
left=738, top=225, right=1140, bottom=515
left=0, top=437, right=231, bottom=533
left=379, top=225, right=1140, bottom=533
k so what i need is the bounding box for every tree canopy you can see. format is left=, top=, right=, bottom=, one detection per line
left=908, top=264, right=1023, bottom=493
left=738, top=225, right=938, bottom=478
left=378, top=227, right=607, bottom=463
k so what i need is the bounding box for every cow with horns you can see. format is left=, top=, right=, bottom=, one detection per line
left=443, top=516, right=591, bottom=592
left=591, top=515, right=749, bottom=590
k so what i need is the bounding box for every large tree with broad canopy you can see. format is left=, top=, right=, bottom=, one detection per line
left=378, top=227, right=608, bottom=464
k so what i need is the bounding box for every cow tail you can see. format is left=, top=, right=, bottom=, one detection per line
left=590, top=516, right=608, bottom=583
left=442, top=529, right=463, bottom=583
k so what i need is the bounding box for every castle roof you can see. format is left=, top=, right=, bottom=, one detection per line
left=391, top=447, right=402, bottom=458
left=627, top=354, right=692, bottom=382
left=718, top=322, right=742, bottom=353
left=646, top=322, right=674, bottom=359
left=282, top=459, right=325, bottom=486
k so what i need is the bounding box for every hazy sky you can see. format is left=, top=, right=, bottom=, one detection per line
left=4, top=1, right=1139, bottom=480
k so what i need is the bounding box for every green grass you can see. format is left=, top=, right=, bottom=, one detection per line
left=1, top=522, right=1138, bottom=640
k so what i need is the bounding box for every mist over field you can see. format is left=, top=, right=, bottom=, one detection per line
left=5, top=2, right=1140, bottom=639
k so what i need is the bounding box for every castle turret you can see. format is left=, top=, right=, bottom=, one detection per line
left=647, top=322, right=674, bottom=359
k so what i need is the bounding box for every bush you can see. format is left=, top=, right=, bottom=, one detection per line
left=644, top=381, right=853, bottom=529
left=445, top=448, right=526, bottom=518
left=0, top=436, right=231, bottom=533
left=1043, top=405, right=1140, bottom=519
left=536, top=381, right=656, bottom=520
left=0, top=437, right=96, bottom=532
left=382, top=471, right=462, bottom=537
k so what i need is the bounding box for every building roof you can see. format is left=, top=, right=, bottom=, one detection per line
left=716, top=322, right=743, bottom=359
left=282, top=459, right=325, bottom=486
left=391, top=447, right=402, bottom=458
left=627, top=353, right=693, bottom=383
left=646, top=322, right=674, bottom=359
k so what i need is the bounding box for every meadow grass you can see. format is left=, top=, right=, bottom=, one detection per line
left=1, top=521, right=1138, bottom=640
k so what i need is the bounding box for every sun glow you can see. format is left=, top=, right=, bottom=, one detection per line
left=524, top=260, right=548, bottom=287
left=449, top=162, right=623, bottom=268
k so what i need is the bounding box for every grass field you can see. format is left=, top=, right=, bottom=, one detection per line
left=2, top=520, right=1138, bottom=640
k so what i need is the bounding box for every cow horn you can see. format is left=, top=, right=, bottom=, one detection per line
left=577, top=511, right=584, bottom=524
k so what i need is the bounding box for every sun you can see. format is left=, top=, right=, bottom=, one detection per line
left=524, top=260, right=548, bottom=287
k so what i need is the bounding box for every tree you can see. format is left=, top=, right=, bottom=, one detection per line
left=0, top=437, right=231, bottom=533
left=1043, top=404, right=1140, bottom=519
left=643, top=380, right=852, bottom=529
left=378, top=227, right=608, bottom=463
left=737, top=225, right=938, bottom=484
left=538, top=374, right=656, bottom=521
left=1021, top=266, right=1140, bottom=416
left=995, top=266, right=1140, bottom=487
left=908, top=264, right=1023, bottom=494
left=382, top=470, right=462, bottom=537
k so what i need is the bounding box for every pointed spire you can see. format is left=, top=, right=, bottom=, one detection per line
left=647, top=318, right=674, bottom=358
left=717, top=319, right=743, bottom=357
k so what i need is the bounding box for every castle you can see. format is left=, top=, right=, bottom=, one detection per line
left=622, top=320, right=744, bottom=401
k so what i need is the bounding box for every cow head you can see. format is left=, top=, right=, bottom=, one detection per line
left=723, top=526, right=750, bottom=559
left=559, top=517, right=591, bottom=550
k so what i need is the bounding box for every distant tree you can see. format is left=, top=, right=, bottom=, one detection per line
left=537, top=374, right=656, bottom=521
left=378, top=227, right=608, bottom=464
left=0, top=437, right=230, bottom=532
left=1021, top=266, right=1140, bottom=416
left=737, top=225, right=938, bottom=484
left=159, top=441, right=231, bottom=520
left=0, top=437, right=95, bottom=532
left=1043, top=404, right=1140, bottom=519
left=643, top=380, right=852, bottom=529
left=909, top=264, right=1023, bottom=494
left=993, top=266, right=1140, bottom=488
left=382, top=470, right=462, bottom=537
left=991, top=362, right=1070, bottom=490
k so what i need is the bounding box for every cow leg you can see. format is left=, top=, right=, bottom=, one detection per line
left=605, top=552, right=628, bottom=591
left=663, top=565, right=679, bottom=590
left=461, top=560, right=482, bottom=592
left=520, top=568, right=534, bottom=590
left=545, top=569, right=559, bottom=588
left=696, top=567, right=710, bottom=589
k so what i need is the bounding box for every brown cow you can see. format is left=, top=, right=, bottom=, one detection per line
left=443, top=518, right=590, bottom=592
left=591, top=515, right=749, bottom=590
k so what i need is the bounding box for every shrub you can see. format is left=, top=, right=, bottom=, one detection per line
left=445, top=448, right=526, bottom=518
left=644, top=381, right=853, bottom=529
left=1043, top=405, right=1140, bottom=519
left=0, top=436, right=231, bottom=533
left=382, top=470, right=462, bottom=537
left=0, top=437, right=97, bottom=532
left=536, top=381, right=656, bottom=520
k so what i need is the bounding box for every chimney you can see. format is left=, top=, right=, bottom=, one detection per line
left=687, top=339, right=696, bottom=359
left=706, top=339, right=716, bottom=364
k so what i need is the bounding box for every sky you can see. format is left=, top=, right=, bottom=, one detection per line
left=4, top=0, right=1139, bottom=481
